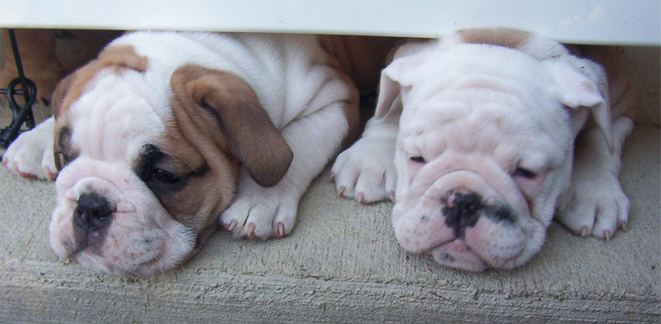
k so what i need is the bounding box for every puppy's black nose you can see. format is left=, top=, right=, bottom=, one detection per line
left=74, top=192, right=113, bottom=231
left=442, top=191, right=483, bottom=237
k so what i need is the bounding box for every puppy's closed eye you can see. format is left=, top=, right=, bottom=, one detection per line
left=513, top=167, right=537, bottom=179
left=149, top=169, right=181, bottom=184
left=410, top=156, right=426, bottom=163
left=137, top=145, right=188, bottom=194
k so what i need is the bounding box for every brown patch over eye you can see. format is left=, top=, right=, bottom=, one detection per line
left=142, top=128, right=238, bottom=233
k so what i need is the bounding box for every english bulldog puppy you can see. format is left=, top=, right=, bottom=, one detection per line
left=2, top=31, right=393, bottom=275
left=331, top=28, right=636, bottom=271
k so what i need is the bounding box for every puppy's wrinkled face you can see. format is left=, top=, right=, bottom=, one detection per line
left=49, top=58, right=238, bottom=275
left=389, top=44, right=582, bottom=271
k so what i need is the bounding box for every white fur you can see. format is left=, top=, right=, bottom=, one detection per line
left=2, top=117, right=57, bottom=179
left=4, top=31, right=351, bottom=275
left=332, top=30, right=632, bottom=271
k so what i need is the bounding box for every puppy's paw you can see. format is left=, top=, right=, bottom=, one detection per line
left=330, top=135, right=396, bottom=204
left=557, top=171, right=629, bottom=240
left=2, top=117, right=57, bottom=180
left=220, top=177, right=299, bottom=240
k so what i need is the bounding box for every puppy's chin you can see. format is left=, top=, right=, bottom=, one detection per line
left=392, top=166, right=546, bottom=271
left=429, top=240, right=489, bottom=272
left=50, top=206, right=196, bottom=276
left=79, top=225, right=195, bottom=276
left=49, top=158, right=198, bottom=276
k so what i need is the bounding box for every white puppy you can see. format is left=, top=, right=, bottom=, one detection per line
left=332, top=28, right=635, bottom=271
left=3, top=31, right=364, bottom=275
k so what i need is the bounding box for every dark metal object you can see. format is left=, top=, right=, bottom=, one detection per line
left=0, top=29, right=37, bottom=148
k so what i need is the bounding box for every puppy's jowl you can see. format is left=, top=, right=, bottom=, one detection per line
left=2, top=32, right=389, bottom=275
left=332, top=28, right=635, bottom=271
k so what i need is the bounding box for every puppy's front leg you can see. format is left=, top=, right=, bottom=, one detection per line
left=221, top=102, right=353, bottom=239
left=331, top=97, right=402, bottom=204
left=556, top=117, right=634, bottom=239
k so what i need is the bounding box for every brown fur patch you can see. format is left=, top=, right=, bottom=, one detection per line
left=154, top=125, right=236, bottom=232
left=458, top=27, right=533, bottom=50
left=319, top=35, right=399, bottom=95
left=318, top=36, right=398, bottom=146
left=159, top=64, right=298, bottom=232
left=169, top=64, right=293, bottom=188
left=97, top=45, right=148, bottom=73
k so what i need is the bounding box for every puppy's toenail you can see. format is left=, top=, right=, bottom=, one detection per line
left=247, top=223, right=257, bottom=239
left=277, top=223, right=285, bottom=238
left=619, top=222, right=627, bottom=232
left=358, top=193, right=372, bottom=204
left=225, top=220, right=237, bottom=232
left=580, top=226, right=588, bottom=236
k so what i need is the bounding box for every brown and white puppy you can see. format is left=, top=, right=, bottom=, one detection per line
left=332, top=28, right=636, bottom=271
left=2, top=31, right=394, bottom=275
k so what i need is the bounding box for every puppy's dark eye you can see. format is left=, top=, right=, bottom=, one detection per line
left=514, top=168, right=537, bottom=179
left=151, top=169, right=181, bottom=184
left=410, top=156, right=426, bottom=163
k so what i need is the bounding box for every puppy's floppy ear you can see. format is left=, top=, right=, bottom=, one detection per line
left=374, top=42, right=436, bottom=119
left=546, top=58, right=615, bottom=153
left=374, top=65, right=404, bottom=119
left=171, top=65, right=293, bottom=187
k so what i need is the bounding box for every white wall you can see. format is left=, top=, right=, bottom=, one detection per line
left=0, top=0, right=658, bottom=45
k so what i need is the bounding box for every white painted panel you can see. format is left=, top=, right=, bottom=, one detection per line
left=0, top=0, right=658, bottom=45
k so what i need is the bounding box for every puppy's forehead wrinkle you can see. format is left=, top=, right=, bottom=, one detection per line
left=402, top=84, right=568, bottom=165
left=69, top=73, right=167, bottom=164
left=404, top=47, right=559, bottom=119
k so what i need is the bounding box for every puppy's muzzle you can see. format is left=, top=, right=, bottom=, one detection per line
left=394, top=169, right=528, bottom=270
left=72, top=191, right=115, bottom=254
left=442, top=190, right=517, bottom=238
left=442, top=191, right=482, bottom=237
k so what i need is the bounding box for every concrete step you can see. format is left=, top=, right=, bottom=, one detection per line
left=0, top=45, right=658, bottom=323
left=0, top=121, right=658, bottom=322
